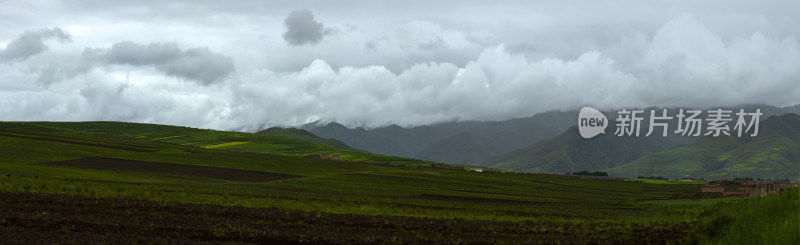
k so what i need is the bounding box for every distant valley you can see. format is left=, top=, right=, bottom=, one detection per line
left=265, top=104, right=800, bottom=179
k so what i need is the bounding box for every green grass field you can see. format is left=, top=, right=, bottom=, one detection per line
left=0, top=121, right=796, bottom=243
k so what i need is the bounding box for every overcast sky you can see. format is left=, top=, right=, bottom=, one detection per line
left=1, top=0, right=799, bottom=130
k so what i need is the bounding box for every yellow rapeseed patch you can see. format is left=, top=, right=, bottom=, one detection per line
left=150, top=135, right=187, bottom=140
left=202, top=142, right=250, bottom=149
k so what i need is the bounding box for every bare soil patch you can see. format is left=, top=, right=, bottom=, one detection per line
left=0, top=191, right=695, bottom=244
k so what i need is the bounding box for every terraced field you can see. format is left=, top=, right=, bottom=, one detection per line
left=0, top=121, right=796, bottom=244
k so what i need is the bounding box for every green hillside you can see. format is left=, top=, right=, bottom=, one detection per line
left=415, top=132, right=499, bottom=165
left=18, top=121, right=427, bottom=164
left=257, top=127, right=355, bottom=150
left=483, top=125, right=686, bottom=174
left=0, top=121, right=702, bottom=221
left=608, top=114, right=800, bottom=179
left=0, top=121, right=795, bottom=243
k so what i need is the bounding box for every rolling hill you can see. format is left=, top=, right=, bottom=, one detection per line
left=608, top=113, right=800, bottom=179
left=16, top=121, right=428, bottom=164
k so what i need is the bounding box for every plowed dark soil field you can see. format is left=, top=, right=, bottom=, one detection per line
left=0, top=192, right=694, bottom=244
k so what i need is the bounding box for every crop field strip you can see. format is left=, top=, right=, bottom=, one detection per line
left=36, top=157, right=302, bottom=182
left=0, top=172, right=686, bottom=225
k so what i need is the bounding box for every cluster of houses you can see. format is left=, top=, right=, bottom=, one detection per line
left=701, top=179, right=786, bottom=197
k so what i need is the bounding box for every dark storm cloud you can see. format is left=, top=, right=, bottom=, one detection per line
left=283, top=9, right=328, bottom=45
left=105, top=42, right=182, bottom=65
left=0, top=28, right=71, bottom=62
left=157, top=47, right=236, bottom=85
left=98, top=42, right=235, bottom=85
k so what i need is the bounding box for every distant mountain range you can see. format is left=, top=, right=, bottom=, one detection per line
left=607, top=113, right=800, bottom=179
left=481, top=124, right=691, bottom=174
left=302, top=110, right=576, bottom=165
left=264, top=104, right=799, bottom=179
left=482, top=105, right=799, bottom=178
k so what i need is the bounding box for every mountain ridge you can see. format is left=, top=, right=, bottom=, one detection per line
left=291, top=104, right=799, bottom=172
left=608, top=113, right=800, bottom=179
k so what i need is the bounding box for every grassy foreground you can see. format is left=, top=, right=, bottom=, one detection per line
left=0, top=121, right=796, bottom=244
left=690, top=188, right=799, bottom=244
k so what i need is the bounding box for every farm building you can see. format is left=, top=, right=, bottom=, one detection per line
left=680, top=174, right=696, bottom=181
left=702, top=180, right=784, bottom=198
left=473, top=168, right=484, bottom=173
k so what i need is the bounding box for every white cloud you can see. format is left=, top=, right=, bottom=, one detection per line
left=227, top=13, right=800, bottom=129
left=0, top=28, right=70, bottom=62
left=1, top=3, right=799, bottom=131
